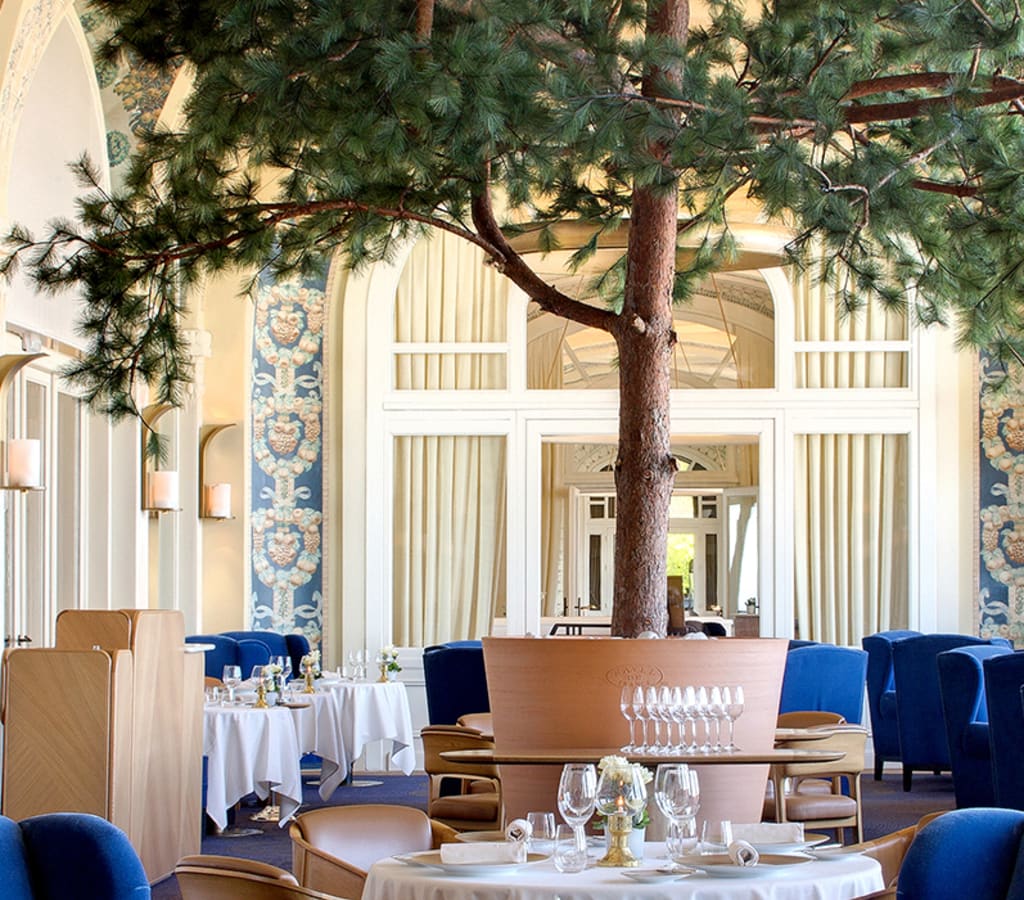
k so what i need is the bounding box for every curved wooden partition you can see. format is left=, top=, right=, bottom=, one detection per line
left=483, top=636, right=787, bottom=828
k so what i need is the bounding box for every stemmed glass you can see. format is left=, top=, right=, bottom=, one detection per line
left=644, top=686, right=663, bottom=752
left=222, top=665, right=241, bottom=704
left=631, top=686, right=648, bottom=753
left=681, top=685, right=698, bottom=752
left=723, top=685, right=744, bottom=751
left=557, top=763, right=597, bottom=857
left=620, top=685, right=638, bottom=752
left=696, top=686, right=712, bottom=752
left=708, top=686, right=725, bottom=752
left=654, top=763, right=699, bottom=854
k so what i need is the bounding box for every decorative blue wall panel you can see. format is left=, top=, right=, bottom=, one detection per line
left=250, top=274, right=325, bottom=648
left=979, top=354, right=1024, bottom=646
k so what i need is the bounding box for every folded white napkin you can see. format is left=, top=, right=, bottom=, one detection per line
left=730, top=822, right=804, bottom=844
left=504, top=818, right=532, bottom=843
left=439, top=841, right=528, bottom=864
left=727, top=840, right=759, bottom=867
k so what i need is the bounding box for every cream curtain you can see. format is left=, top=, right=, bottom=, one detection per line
left=793, top=266, right=909, bottom=643
left=528, top=328, right=568, bottom=615
left=391, top=233, right=508, bottom=644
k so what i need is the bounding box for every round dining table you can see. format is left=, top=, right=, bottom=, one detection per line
left=362, top=842, right=885, bottom=900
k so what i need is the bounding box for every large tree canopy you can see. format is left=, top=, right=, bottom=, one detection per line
left=7, top=0, right=1024, bottom=633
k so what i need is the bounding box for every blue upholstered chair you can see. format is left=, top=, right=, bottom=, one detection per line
left=985, top=651, right=1024, bottom=811
left=0, top=812, right=150, bottom=899
left=896, top=808, right=1024, bottom=899
left=937, top=644, right=1013, bottom=808
left=186, top=633, right=271, bottom=680
left=422, top=641, right=489, bottom=725
left=863, top=629, right=921, bottom=780
left=892, top=633, right=1011, bottom=791
left=220, top=630, right=311, bottom=677
left=779, top=644, right=868, bottom=724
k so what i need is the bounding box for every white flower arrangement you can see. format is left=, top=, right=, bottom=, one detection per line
left=378, top=646, right=402, bottom=673
left=301, top=649, right=321, bottom=677
left=596, top=755, right=652, bottom=827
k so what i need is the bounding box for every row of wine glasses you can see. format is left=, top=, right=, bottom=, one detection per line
left=619, top=684, right=745, bottom=753
left=344, top=649, right=370, bottom=680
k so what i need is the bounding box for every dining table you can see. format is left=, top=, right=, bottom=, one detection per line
left=203, top=704, right=304, bottom=831
left=321, top=677, right=417, bottom=775
left=362, top=841, right=885, bottom=900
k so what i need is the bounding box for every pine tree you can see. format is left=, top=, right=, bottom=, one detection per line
left=7, top=0, right=1024, bottom=635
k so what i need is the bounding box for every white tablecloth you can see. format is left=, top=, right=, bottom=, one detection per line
left=203, top=705, right=303, bottom=831
left=362, top=843, right=884, bottom=900
left=322, top=679, right=416, bottom=775
left=285, top=690, right=349, bottom=798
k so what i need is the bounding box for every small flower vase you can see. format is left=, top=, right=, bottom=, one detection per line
left=387, top=668, right=397, bottom=682
left=303, top=667, right=316, bottom=694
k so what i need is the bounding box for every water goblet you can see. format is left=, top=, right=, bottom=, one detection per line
left=557, top=763, right=597, bottom=857
left=221, top=665, right=241, bottom=704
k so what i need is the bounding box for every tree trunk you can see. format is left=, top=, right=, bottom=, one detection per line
left=610, top=0, right=687, bottom=637
left=610, top=189, right=678, bottom=638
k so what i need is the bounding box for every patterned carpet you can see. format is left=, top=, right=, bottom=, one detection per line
left=152, top=767, right=955, bottom=898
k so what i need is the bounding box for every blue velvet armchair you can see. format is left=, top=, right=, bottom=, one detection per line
left=863, top=629, right=921, bottom=779
left=220, top=630, right=311, bottom=677
left=422, top=641, right=489, bottom=725
left=0, top=812, right=150, bottom=899
left=937, top=644, right=1013, bottom=808
left=186, top=633, right=271, bottom=680
left=985, top=650, right=1024, bottom=811
left=896, top=808, right=1024, bottom=899
left=779, top=644, right=868, bottom=724
left=892, top=633, right=1011, bottom=791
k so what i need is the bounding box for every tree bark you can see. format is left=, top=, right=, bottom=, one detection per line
left=610, top=0, right=687, bottom=637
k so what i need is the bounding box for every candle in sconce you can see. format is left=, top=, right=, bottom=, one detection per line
left=150, top=470, right=179, bottom=510
left=7, top=438, right=41, bottom=488
left=205, top=482, right=231, bottom=518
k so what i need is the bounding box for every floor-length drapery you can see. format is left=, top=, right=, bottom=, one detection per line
left=391, top=234, right=508, bottom=644
left=793, top=266, right=909, bottom=643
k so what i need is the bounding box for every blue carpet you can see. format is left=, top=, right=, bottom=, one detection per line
left=152, top=768, right=954, bottom=897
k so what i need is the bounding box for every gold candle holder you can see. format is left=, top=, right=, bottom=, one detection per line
left=303, top=668, right=316, bottom=693
left=378, top=662, right=389, bottom=683
left=597, top=810, right=640, bottom=867
left=254, top=681, right=269, bottom=709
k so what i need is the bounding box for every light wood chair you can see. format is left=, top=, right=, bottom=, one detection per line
left=174, top=855, right=343, bottom=899
left=289, top=804, right=457, bottom=898
left=421, top=724, right=502, bottom=831
left=776, top=711, right=847, bottom=728
left=764, top=726, right=869, bottom=843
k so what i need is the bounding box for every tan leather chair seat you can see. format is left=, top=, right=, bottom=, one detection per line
left=429, top=791, right=501, bottom=821
left=766, top=792, right=857, bottom=820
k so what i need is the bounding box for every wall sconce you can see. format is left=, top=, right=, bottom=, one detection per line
left=141, top=403, right=180, bottom=515
left=199, top=423, right=237, bottom=520
left=0, top=353, right=46, bottom=493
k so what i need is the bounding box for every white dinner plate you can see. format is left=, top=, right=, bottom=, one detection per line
left=747, top=833, right=830, bottom=854
left=621, top=867, right=695, bottom=883
left=805, top=846, right=862, bottom=861
left=681, top=853, right=813, bottom=878
left=394, top=850, right=548, bottom=876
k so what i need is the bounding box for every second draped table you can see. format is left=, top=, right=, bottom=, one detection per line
left=203, top=677, right=415, bottom=828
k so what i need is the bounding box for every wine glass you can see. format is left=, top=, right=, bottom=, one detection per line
left=696, top=686, right=712, bottom=752
left=557, top=763, right=597, bottom=856
left=724, top=685, right=744, bottom=751
left=654, top=763, right=697, bottom=855
left=644, top=686, right=663, bottom=752
left=222, top=665, right=241, bottom=704
left=681, top=685, right=698, bottom=752
left=657, top=685, right=676, bottom=754
left=620, top=685, right=638, bottom=752
left=708, top=686, right=725, bottom=752
left=281, top=656, right=293, bottom=683
left=631, top=685, right=648, bottom=752
left=250, top=664, right=265, bottom=687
